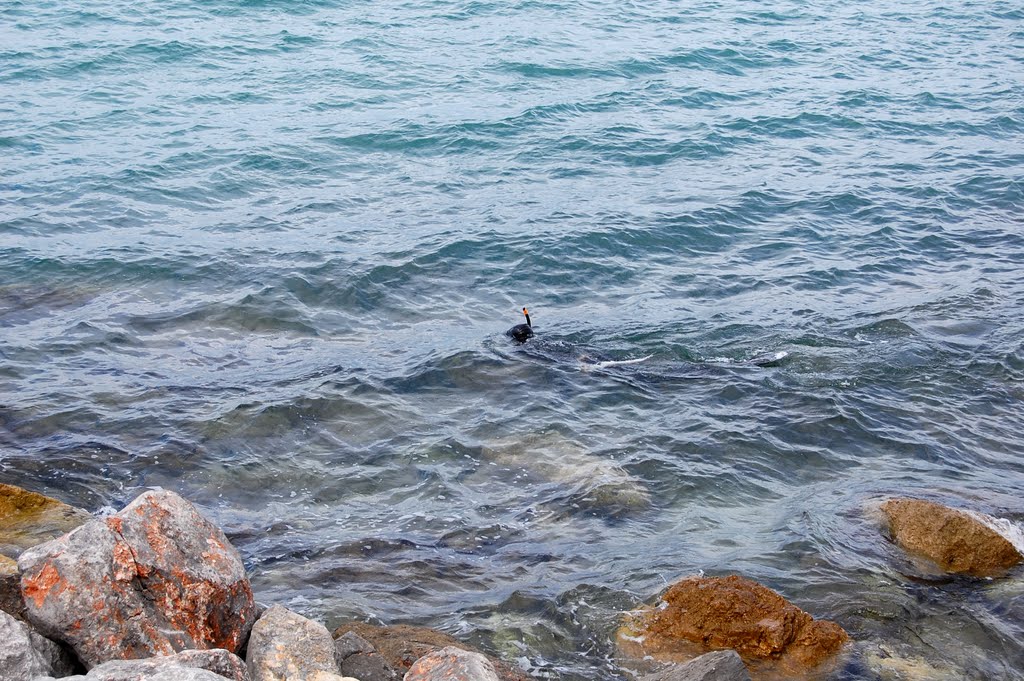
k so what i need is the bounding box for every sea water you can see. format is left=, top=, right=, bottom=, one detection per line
left=2, top=0, right=1023, bottom=678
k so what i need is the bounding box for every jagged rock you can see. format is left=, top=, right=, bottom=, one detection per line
left=0, top=608, right=79, bottom=680
left=18, top=489, right=257, bottom=668
left=334, top=631, right=397, bottom=681
left=0, top=483, right=90, bottom=558
left=332, top=623, right=530, bottom=681
left=639, top=650, right=751, bottom=681
left=618, top=575, right=847, bottom=672
left=0, top=554, right=26, bottom=620
left=246, top=605, right=339, bottom=681
left=880, top=498, right=1023, bottom=576
left=404, top=646, right=501, bottom=681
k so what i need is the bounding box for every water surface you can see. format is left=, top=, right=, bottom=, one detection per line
left=2, top=0, right=1024, bottom=678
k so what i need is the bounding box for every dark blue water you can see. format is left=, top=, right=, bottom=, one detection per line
left=3, top=0, right=1024, bottom=678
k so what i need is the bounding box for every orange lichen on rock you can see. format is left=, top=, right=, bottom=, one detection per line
left=16, top=490, right=257, bottom=668
left=618, top=575, right=848, bottom=672
left=21, top=562, right=66, bottom=609
left=880, top=498, right=1022, bottom=576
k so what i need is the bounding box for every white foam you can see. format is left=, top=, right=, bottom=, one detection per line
left=583, top=354, right=653, bottom=370
left=964, top=510, right=1024, bottom=556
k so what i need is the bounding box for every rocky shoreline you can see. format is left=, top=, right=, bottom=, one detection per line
left=1, top=483, right=1021, bottom=681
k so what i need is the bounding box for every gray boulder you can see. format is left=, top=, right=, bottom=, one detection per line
left=334, top=631, right=397, bottom=681
left=0, top=609, right=78, bottom=680
left=171, top=649, right=251, bottom=681
left=31, top=648, right=250, bottom=680
left=404, top=646, right=501, bottom=681
left=18, top=489, right=257, bottom=668
left=639, top=650, right=752, bottom=681
left=246, top=605, right=340, bottom=681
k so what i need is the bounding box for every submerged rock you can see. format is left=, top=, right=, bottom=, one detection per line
left=639, top=650, right=751, bottom=681
left=0, top=608, right=79, bottom=680
left=0, top=483, right=91, bottom=558
left=481, top=431, right=650, bottom=518
left=331, top=623, right=530, bottom=681
left=880, top=498, right=1023, bottom=576
left=860, top=642, right=963, bottom=681
left=618, top=575, right=847, bottom=673
left=246, top=605, right=339, bottom=681
left=18, top=489, right=257, bottom=668
left=404, top=646, right=501, bottom=681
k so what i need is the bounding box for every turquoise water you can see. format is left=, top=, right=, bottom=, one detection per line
left=3, top=0, right=1024, bottom=678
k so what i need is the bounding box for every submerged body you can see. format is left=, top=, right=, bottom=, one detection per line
left=503, top=307, right=788, bottom=381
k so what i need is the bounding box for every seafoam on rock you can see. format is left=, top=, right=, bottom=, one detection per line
left=18, top=489, right=257, bottom=668
left=964, top=510, right=1024, bottom=556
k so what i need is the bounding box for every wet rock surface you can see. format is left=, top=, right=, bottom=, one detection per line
left=18, top=489, right=257, bottom=668
left=638, top=650, right=752, bottom=681
left=332, top=622, right=531, bottom=681
left=404, top=646, right=502, bottom=681
left=880, top=498, right=1023, bottom=576
left=0, top=483, right=91, bottom=559
left=0, top=608, right=80, bottom=680
left=618, top=575, right=848, bottom=672
left=246, top=605, right=339, bottom=681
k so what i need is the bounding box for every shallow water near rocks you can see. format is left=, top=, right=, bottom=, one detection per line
left=2, top=0, right=1024, bottom=678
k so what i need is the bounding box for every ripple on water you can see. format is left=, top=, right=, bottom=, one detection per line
left=3, top=0, right=1024, bottom=678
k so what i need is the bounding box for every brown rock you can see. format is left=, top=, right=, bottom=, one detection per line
left=880, top=498, right=1022, bottom=576
left=18, top=490, right=257, bottom=668
left=0, top=483, right=90, bottom=559
left=618, top=575, right=847, bottom=672
left=331, top=623, right=530, bottom=681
